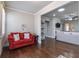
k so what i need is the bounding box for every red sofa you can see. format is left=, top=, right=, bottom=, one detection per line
left=8, top=32, right=35, bottom=49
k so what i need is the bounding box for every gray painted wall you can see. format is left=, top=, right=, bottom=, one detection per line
left=74, top=19, right=79, bottom=32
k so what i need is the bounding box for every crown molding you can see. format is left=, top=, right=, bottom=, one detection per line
left=34, top=1, right=70, bottom=15
left=5, top=7, right=34, bottom=15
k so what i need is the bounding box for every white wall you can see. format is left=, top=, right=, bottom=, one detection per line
left=5, top=8, right=34, bottom=46
left=34, top=15, right=41, bottom=43
left=0, top=4, right=2, bottom=56
left=6, top=8, right=34, bottom=35
left=0, top=1, right=4, bottom=56
left=73, top=20, right=79, bottom=31
left=34, top=1, right=70, bottom=44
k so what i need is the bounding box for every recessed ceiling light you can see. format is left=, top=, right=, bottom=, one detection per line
left=58, top=8, right=65, bottom=12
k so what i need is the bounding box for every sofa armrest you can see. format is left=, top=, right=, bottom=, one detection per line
left=8, top=35, right=14, bottom=44
left=30, top=34, right=35, bottom=41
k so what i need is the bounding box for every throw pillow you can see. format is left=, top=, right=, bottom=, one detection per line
left=24, top=33, right=30, bottom=39
left=13, top=34, right=20, bottom=41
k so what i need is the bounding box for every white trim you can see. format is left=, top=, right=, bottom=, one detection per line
left=0, top=0, right=78, bottom=1
left=5, top=7, right=34, bottom=15
left=34, top=1, right=71, bottom=15
left=46, top=35, right=55, bottom=38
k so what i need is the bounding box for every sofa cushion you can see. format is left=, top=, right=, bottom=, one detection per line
left=19, top=33, right=24, bottom=39
left=13, top=39, right=32, bottom=45
left=11, top=32, right=19, bottom=35
left=13, top=40, right=24, bottom=45
left=24, top=33, right=30, bottom=39
left=13, top=34, right=20, bottom=41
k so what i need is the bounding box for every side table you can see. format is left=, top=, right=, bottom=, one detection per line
left=34, top=35, right=38, bottom=44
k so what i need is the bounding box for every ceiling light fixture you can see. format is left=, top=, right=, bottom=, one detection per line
left=58, top=8, right=65, bottom=12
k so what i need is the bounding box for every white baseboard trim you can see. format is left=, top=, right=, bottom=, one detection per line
left=46, top=35, right=55, bottom=39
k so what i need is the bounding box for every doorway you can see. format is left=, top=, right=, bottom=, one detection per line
left=41, top=16, right=53, bottom=40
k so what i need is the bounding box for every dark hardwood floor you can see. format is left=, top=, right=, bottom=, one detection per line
left=0, top=38, right=79, bottom=58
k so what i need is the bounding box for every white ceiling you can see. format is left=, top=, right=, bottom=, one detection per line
left=43, top=1, right=79, bottom=20
left=5, top=1, right=52, bottom=14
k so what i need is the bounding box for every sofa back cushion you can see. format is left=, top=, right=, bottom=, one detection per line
left=11, top=32, right=19, bottom=36
left=10, top=32, right=31, bottom=40
left=24, top=32, right=30, bottom=39
left=13, top=34, right=20, bottom=41
left=19, top=33, right=24, bottom=39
